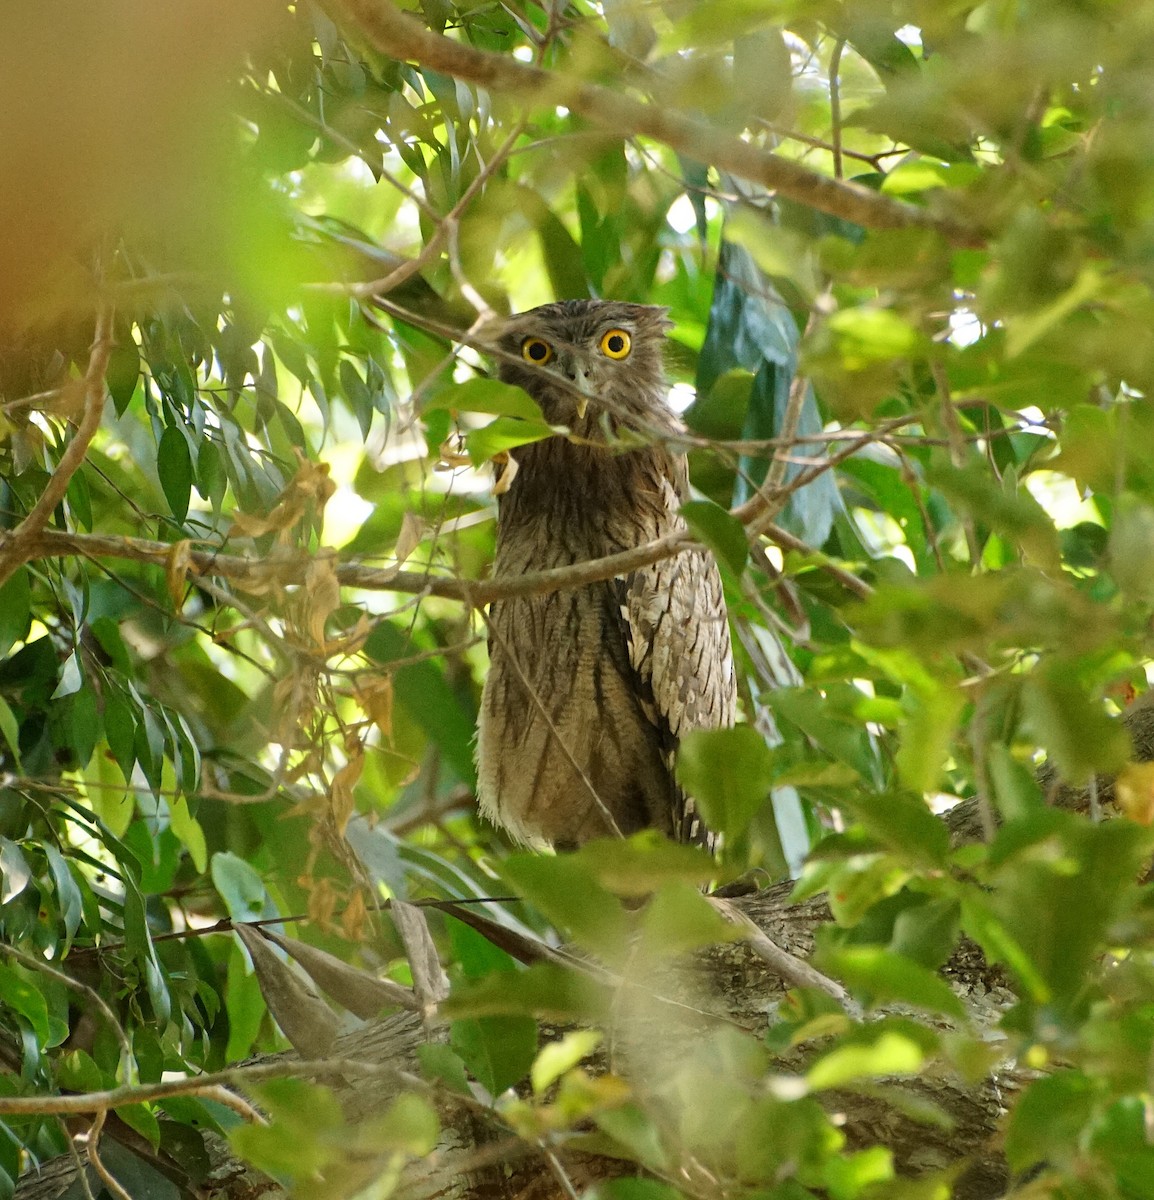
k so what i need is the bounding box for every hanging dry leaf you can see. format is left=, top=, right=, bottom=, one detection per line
left=307, top=876, right=340, bottom=930
left=393, top=510, right=425, bottom=567
left=355, top=675, right=394, bottom=738
left=259, top=925, right=418, bottom=1017
left=437, top=432, right=470, bottom=469
left=234, top=923, right=340, bottom=1059
left=303, top=554, right=341, bottom=648
left=340, top=887, right=369, bottom=943
left=391, top=900, right=449, bottom=1023
left=329, top=743, right=365, bottom=834
left=231, top=455, right=335, bottom=544
left=166, top=539, right=193, bottom=610
left=491, top=450, right=518, bottom=496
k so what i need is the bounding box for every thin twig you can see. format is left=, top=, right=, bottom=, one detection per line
left=328, top=0, right=976, bottom=244
left=0, top=303, right=114, bottom=588
left=708, top=896, right=862, bottom=1017
left=82, top=1112, right=132, bottom=1200
left=762, top=522, right=872, bottom=599
left=829, top=39, right=846, bottom=180
left=0, top=1057, right=418, bottom=1116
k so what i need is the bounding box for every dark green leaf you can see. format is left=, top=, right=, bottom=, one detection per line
left=450, top=1015, right=537, bottom=1096
left=157, top=425, right=193, bottom=522
left=680, top=499, right=748, bottom=575
left=1005, top=1071, right=1096, bottom=1171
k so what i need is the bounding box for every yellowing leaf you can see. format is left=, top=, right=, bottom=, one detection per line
left=1114, top=762, right=1154, bottom=825
left=531, top=1030, right=603, bottom=1094
left=169, top=795, right=207, bottom=873
left=303, top=555, right=341, bottom=648
left=166, top=539, right=193, bottom=609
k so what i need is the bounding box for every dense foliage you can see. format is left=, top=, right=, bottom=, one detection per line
left=5, top=1, right=1154, bottom=1197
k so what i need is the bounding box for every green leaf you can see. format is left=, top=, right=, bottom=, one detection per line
left=364, top=622, right=477, bottom=787
left=444, top=962, right=608, bottom=1022
left=0, top=699, right=20, bottom=769
left=210, top=852, right=268, bottom=922
left=44, top=843, right=83, bottom=946
left=104, top=693, right=137, bottom=781
left=57, top=1049, right=106, bottom=1092
left=465, top=415, right=556, bottom=464
left=813, top=944, right=966, bottom=1020
left=0, top=839, right=30, bottom=904
left=833, top=790, right=950, bottom=867
left=119, top=1102, right=161, bottom=1150
left=639, top=882, right=740, bottom=957
left=501, top=855, right=629, bottom=957
left=416, top=1043, right=472, bottom=1097
left=122, top=873, right=171, bottom=1024
left=0, top=964, right=49, bottom=1043
left=588, top=1111, right=670, bottom=1173
left=450, top=1015, right=537, bottom=1096
left=425, top=377, right=547, bottom=422
left=1005, top=1071, right=1096, bottom=1171
left=50, top=651, right=82, bottom=699
left=928, top=461, right=1060, bottom=570
left=959, top=896, right=1051, bottom=1004
left=1021, top=660, right=1131, bottom=784
left=572, top=831, right=717, bottom=895
left=157, top=425, right=193, bottom=522
left=894, top=683, right=964, bottom=797
left=370, top=1093, right=439, bottom=1156
left=806, top=1029, right=927, bottom=1090
left=230, top=1079, right=343, bottom=1177
left=106, top=338, right=141, bottom=416
left=823, top=1145, right=895, bottom=1200
left=586, top=1180, right=682, bottom=1200
left=889, top=899, right=960, bottom=972
left=0, top=569, right=31, bottom=659
left=680, top=499, right=749, bottom=576
left=676, top=726, right=775, bottom=842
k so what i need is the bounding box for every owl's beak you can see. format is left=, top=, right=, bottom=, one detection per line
left=575, top=396, right=589, bottom=419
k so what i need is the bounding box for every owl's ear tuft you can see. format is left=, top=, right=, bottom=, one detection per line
left=633, top=304, right=674, bottom=334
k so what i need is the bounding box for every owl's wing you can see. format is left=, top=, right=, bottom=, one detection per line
left=614, top=492, right=737, bottom=843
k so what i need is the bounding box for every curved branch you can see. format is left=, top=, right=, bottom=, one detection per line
left=21, top=527, right=696, bottom=607
left=328, top=0, right=978, bottom=245
left=0, top=305, right=115, bottom=588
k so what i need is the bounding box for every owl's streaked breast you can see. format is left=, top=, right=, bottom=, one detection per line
left=474, top=300, right=737, bottom=849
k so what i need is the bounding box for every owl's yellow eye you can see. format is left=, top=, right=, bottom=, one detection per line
left=599, top=329, right=631, bottom=359
left=521, top=337, right=553, bottom=365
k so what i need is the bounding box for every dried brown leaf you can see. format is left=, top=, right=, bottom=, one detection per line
left=235, top=923, right=340, bottom=1058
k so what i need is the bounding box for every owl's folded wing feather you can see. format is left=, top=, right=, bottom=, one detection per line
left=615, top=539, right=737, bottom=844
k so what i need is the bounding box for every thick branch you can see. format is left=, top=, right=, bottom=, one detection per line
left=0, top=306, right=114, bottom=588
left=328, top=0, right=977, bottom=245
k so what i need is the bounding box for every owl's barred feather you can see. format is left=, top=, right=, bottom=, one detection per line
left=475, top=300, right=737, bottom=849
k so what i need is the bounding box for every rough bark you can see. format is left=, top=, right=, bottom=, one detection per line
left=23, top=710, right=1151, bottom=1200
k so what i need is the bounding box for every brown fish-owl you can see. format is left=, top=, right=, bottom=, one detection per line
left=475, top=300, right=737, bottom=849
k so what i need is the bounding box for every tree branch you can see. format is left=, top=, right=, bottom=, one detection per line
left=0, top=305, right=114, bottom=588
left=328, top=0, right=977, bottom=245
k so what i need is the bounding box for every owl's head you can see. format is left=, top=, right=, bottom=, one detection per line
left=491, top=299, right=673, bottom=429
